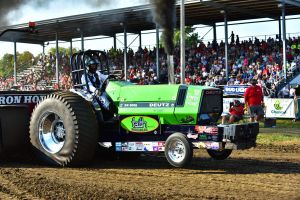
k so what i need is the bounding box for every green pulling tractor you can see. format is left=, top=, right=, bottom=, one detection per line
left=0, top=50, right=259, bottom=167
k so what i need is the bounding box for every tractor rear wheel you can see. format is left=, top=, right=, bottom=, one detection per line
left=164, top=132, right=193, bottom=168
left=29, top=91, right=99, bottom=166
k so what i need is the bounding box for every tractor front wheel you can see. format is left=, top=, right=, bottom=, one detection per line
left=164, top=132, right=193, bottom=168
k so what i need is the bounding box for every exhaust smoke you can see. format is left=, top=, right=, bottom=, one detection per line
left=0, top=0, right=148, bottom=26
left=150, top=0, right=176, bottom=55
left=151, top=0, right=176, bottom=84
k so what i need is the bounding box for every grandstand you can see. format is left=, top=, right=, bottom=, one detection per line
left=0, top=0, right=299, bottom=95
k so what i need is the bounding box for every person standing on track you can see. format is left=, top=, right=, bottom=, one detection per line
left=244, top=78, right=264, bottom=122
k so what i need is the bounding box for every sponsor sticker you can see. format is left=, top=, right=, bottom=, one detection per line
left=206, top=142, right=219, bottom=150
left=121, top=116, right=159, bottom=133
left=115, top=146, right=122, bottom=151
left=136, top=142, right=143, bottom=151
left=153, top=146, right=159, bottom=151
left=198, top=134, right=207, bottom=140
left=115, top=142, right=122, bottom=147
left=187, top=133, right=199, bottom=140
left=192, top=142, right=220, bottom=150
left=195, top=126, right=218, bottom=135
left=115, top=142, right=165, bottom=152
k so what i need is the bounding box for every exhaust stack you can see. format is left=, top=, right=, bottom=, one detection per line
left=167, top=54, right=175, bottom=84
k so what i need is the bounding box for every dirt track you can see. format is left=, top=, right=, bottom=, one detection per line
left=0, top=142, right=299, bottom=200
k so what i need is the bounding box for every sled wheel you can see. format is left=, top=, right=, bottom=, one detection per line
left=164, top=133, right=193, bottom=168
left=30, top=91, right=99, bottom=166
left=207, top=149, right=232, bottom=160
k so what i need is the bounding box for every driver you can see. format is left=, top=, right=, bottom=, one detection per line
left=81, top=58, right=110, bottom=110
left=81, top=58, right=108, bottom=93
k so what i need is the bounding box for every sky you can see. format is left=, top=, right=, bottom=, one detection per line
left=0, top=0, right=299, bottom=58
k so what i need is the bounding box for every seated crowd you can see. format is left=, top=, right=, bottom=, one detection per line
left=1, top=35, right=299, bottom=96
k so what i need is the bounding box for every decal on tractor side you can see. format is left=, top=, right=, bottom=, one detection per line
left=115, top=141, right=165, bottom=152
left=195, top=125, right=218, bottom=135
left=119, top=102, right=175, bottom=108
left=121, top=116, right=159, bottom=133
left=0, top=94, right=46, bottom=105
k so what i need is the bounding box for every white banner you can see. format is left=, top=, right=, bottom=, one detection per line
left=265, top=98, right=295, bottom=118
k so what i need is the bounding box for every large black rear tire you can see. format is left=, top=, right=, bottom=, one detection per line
left=29, top=91, right=99, bottom=166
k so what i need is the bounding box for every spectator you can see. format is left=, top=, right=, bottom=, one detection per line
left=289, top=85, right=296, bottom=99
left=282, top=86, right=290, bottom=98
left=221, top=99, right=244, bottom=124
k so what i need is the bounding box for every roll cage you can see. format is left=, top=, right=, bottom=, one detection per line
left=70, top=50, right=109, bottom=93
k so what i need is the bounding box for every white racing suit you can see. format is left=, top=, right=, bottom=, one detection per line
left=80, top=71, right=110, bottom=110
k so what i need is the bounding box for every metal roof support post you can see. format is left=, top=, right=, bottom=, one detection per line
left=180, top=0, right=185, bottom=84
left=156, top=25, right=160, bottom=82
left=55, top=32, right=59, bottom=86
left=13, top=41, right=17, bottom=86
left=280, top=2, right=287, bottom=82
left=81, top=32, right=84, bottom=51
left=42, top=44, right=45, bottom=55
left=213, top=23, right=217, bottom=44
left=278, top=17, right=282, bottom=41
left=70, top=39, right=73, bottom=56
left=42, top=43, right=45, bottom=65
left=139, top=31, right=142, bottom=48
left=222, top=10, right=229, bottom=81
left=113, top=34, right=117, bottom=49
left=123, top=24, right=128, bottom=81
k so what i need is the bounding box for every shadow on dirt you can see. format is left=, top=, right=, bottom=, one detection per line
left=86, top=154, right=300, bottom=175
left=0, top=151, right=299, bottom=175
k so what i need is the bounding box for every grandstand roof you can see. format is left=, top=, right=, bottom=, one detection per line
left=0, top=0, right=299, bottom=45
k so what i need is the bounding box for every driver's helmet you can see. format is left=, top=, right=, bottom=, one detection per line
left=86, top=58, right=98, bottom=74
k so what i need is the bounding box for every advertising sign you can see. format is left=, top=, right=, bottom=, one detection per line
left=265, top=98, right=295, bottom=118
left=224, top=85, right=249, bottom=95
left=121, top=116, right=159, bottom=133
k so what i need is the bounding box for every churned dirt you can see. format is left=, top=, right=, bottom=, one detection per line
left=0, top=143, right=299, bottom=200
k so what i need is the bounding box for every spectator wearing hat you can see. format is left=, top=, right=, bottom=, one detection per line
left=221, top=99, right=244, bottom=124
left=244, top=78, right=264, bottom=122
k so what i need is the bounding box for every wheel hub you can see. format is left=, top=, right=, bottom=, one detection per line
left=168, top=140, right=186, bottom=163
left=38, top=112, right=66, bottom=154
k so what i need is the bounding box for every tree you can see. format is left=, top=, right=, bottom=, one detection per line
left=48, top=47, right=78, bottom=56
left=173, top=26, right=200, bottom=48
left=18, top=51, right=34, bottom=72
left=0, top=53, right=14, bottom=78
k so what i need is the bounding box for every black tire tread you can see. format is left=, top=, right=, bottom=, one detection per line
left=29, top=91, right=99, bottom=166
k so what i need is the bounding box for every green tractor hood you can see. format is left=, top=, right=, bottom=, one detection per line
left=106, top=81, right=222, bottom=125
